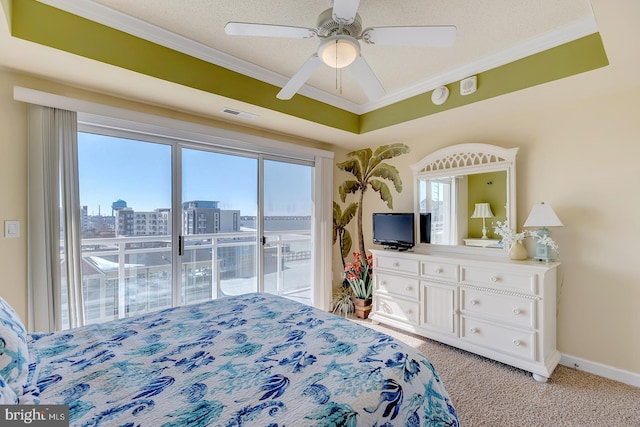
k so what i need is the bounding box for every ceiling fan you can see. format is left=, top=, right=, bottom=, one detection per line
left=224, top=0, right=456, bottom=101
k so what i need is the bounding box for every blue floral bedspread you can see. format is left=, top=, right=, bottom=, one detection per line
left=27, top=293, right=459, bottom=426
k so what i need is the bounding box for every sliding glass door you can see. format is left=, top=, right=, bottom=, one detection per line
left=180, top=148, right=258, bottom=303
left=74, top=130, right=317, bottom=327
left=263, top=159, right=313, bottom=305
left=77, top=132, right=173, bottom=325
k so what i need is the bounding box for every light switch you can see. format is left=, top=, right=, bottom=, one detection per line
left=5, top=221, right=20, bottom=238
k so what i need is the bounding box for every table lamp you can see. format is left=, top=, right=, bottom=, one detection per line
left=471, top=202, right=494, bottom=239
left=524, top=202, right=563, bottom=261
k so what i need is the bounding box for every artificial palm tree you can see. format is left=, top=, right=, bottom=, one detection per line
left=332, top=201, right=358, bottom=269
left=337, top=143, right=410, bottom=257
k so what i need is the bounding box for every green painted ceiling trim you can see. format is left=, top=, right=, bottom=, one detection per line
left=360, top=32, right=609, bottom=133
left=10, top=0, right=360, bottom=133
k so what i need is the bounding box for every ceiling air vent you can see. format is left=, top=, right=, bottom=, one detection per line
left=221, top=108, right=257, bottom=120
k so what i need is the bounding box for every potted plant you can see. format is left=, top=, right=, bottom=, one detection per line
left=330, top=285, right=354, bottom=317
left=344, top=252, right=373, bottom=319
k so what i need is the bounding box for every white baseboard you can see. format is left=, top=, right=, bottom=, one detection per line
left=560, top=353, right=640, bottom=388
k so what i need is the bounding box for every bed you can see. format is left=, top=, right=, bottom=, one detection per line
left=1, top=293, right=458, bottom=426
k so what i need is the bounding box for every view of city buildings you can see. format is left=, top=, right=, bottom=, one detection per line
left=80, top=199, right=311, bottom=237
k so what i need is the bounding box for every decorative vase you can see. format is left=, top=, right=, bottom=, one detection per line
left=351, top=297, right=372, bottom=319
left=509, top=241, right=528, bottom=260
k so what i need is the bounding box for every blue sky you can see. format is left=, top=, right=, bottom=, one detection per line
left=78, top=133, right=312, bottom=217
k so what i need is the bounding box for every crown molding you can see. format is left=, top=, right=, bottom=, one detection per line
left=37, top=1, right=598, bottom=115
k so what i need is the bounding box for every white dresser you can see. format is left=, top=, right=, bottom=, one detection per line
left=369, top=249, right=560, bottom=382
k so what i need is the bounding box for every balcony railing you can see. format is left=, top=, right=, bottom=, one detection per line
left=64, top=230, right=312, bottom=328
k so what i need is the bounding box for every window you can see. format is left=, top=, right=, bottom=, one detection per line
left=26, top=98, right=333, bottom=332
left=420, top=177, right=458, bottom=245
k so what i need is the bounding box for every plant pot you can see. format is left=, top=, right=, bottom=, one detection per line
left=351, top=297, right=372, bottom=319
left=509, top=241, right=528, bottom=260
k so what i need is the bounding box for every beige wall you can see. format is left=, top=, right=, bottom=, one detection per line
left=332, top=80, right=640, bottom=376
left=0, top=69, right=28, bottom=319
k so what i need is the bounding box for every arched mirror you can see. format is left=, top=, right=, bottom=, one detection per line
left=411, top=143, right=518, bottom=253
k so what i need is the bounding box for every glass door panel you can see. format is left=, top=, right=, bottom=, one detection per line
left=263, top=159, right=313, bottom=305
left=181, top=148, right=258, bottom=303
left=77, top=132, right=172, bottom=324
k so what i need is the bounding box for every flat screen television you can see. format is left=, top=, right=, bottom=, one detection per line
left=372, top=212, right=415, bottom=251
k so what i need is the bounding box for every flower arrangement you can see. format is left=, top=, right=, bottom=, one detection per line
left=493, top=221, right=527, bottom=248
left=527, top=230, right=560, bottom=253
left=493, top=221, right=559, bottom=253
left=344, top=252, right=373, bottom=300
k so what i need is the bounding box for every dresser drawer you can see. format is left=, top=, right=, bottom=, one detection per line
left=461, top=316, right=536, bottom=361
left=421, top=260, right=459, bottom=282
left=460, top=289, right=535, bottom=329
left=375, top=273, right=420, bottom=299
left=374, top=295, right=420, bottom=326
left=460, top=265, right=537, bottom=294
left=375, top=255, right=420, bottom=275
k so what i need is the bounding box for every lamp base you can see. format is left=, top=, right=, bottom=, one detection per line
left=480, top=218, right=488, bottom=239
left=533, top=228, right=555, bottom=262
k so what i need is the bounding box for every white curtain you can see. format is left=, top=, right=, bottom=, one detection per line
left=28, top=105, right=84, bottom=332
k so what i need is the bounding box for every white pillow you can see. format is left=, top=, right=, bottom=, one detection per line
left=0, top=297, right=29, bottom=396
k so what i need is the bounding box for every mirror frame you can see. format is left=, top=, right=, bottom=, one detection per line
left=411, top=143, right=519, bottom=256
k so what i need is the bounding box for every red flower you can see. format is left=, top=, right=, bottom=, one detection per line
left=344, top=252, right=373, bottom=299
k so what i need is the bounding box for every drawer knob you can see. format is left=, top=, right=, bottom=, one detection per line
left=435, top=268, right=443, bottom=274
left=512, top=308, right=521, bottom=315
left=513, top=339, right=522, bottom=347
left=405, top=286, right=413, bottom=292
left=381, top=281, right=387, bottom=286
left=393, top=262, right=400, bottom=267
left=470, top=299, right=479, bottom=306
left=470, top=327, right=479, bottom=334
left=490, top=275, right=499, bottom=282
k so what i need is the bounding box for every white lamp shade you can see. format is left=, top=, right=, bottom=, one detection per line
left=524, top=203, right=563, bottom=227
left=319, top=36, right=359, bottom=68
left=471, top=203, right=494, bottom=219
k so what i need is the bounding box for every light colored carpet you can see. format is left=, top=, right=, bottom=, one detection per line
left=352, top=318, right=640, bottom=427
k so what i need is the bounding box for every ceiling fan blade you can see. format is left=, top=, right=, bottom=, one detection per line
left=277, top=54, right=323, bottom=100
left=225, top=22, right=317, bottom=39
left=362, top=26, right=457, bottom=47
left=348, top=56, right=385, bottom=101
left=332, top=0, right=360, bottom=25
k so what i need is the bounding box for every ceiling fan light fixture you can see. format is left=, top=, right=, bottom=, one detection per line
left=318, top=36, right=359, bottom=68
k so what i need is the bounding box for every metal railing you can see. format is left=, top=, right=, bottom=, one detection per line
left=71, top=230, right=312, bottom=326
